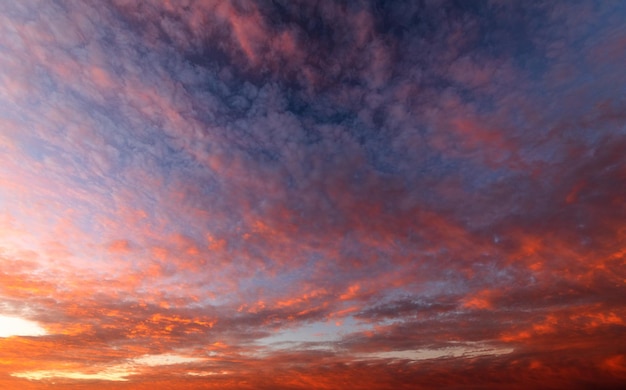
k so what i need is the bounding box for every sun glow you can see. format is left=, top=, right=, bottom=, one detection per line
left=10, top=353, right=207, bottom=382
left=0, top=315, right=47, bottom=337
left=11, top=368, right=130, bottom=382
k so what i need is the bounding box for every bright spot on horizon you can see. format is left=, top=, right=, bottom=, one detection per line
left=0, top=315, right=47, bottom=338
left=132, top=353, right=206, bottom=366
left=187, top=370, right=230, bottom=376
left=10, top=353, right=206, bottom=382
left=11, top=369, right=130, bottom=382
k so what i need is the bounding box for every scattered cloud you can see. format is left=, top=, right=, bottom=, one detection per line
left=1, top=0, right=625, bottom=388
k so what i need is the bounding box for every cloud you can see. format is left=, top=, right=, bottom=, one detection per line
left=0, top=0, right=625, bottom=389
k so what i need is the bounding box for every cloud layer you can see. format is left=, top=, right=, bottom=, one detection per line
left=1, top=0, right=625, bottom=389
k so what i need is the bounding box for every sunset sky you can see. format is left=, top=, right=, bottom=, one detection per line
left=1, top=1, right=625, bottom=389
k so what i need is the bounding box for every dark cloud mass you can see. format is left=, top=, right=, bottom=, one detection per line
left=0, top=0, right=625, bottom=389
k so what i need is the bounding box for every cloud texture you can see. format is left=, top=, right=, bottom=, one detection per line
left=0, top=0, right=625, bottom=389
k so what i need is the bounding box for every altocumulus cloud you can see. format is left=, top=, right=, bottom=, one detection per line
left=0, top=1, right=625, bottom=389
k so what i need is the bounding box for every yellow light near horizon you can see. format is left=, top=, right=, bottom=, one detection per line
left=0, top=315, right=47, bottom=337
left=11, top=369, right=129, bottom=382
left=11, top=353, right=207, bottom=382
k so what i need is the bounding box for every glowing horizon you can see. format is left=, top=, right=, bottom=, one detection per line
left=0, top=315, right=47, bottom=338
left=1, top=1, right=625, bottom=389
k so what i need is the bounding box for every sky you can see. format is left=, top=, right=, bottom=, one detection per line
left=0, top=0, right=625, bottom=389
